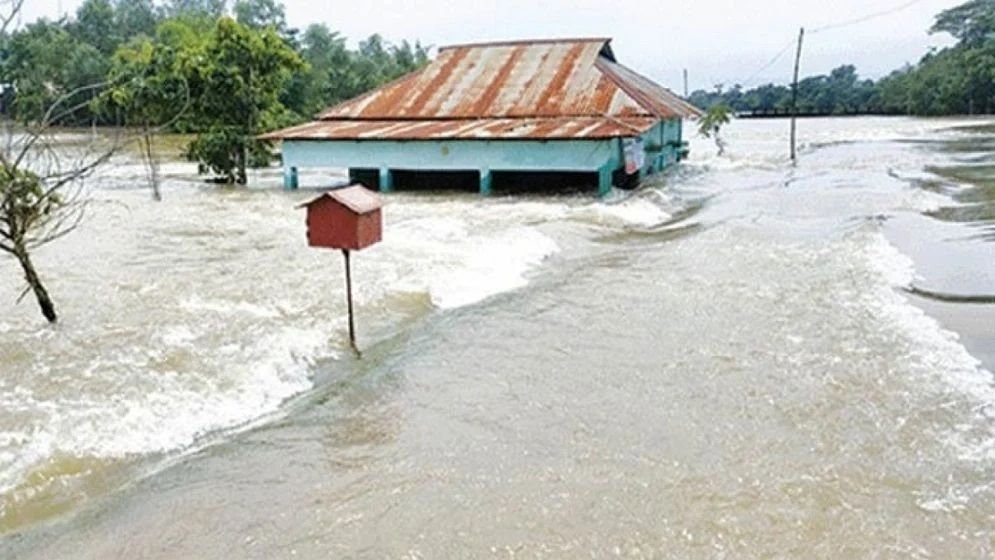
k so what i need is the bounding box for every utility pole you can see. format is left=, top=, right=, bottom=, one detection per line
left=683, top=68, right=689, bottom=98
left=790, top=27, right=805, bottom=162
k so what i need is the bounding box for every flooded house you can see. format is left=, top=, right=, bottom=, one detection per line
left=261, top=38, right=701, bottom=196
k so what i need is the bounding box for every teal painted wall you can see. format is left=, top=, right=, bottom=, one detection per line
left=281, top=117, right=688, bottom=191
left=636, top=118, right=684, bottom=176
left=283, top=138, right=621, bottom=173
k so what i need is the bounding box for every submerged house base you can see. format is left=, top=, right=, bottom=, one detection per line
left=281, top=119, right=686, bottom=196
left=265, top=38, right=700, bottom=196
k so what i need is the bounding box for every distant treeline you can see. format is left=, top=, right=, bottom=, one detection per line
left=690, top=0, right=995, bottom=116
left=0, top=0, right=431, bottom=183
left=0, top=0, right=429, bottom=127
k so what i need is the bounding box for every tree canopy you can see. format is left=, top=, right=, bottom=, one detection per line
left=0, top=0, right=430, bottom=181
left=0, top=0, right=429, bottom=127
left=184, top=16, right=304, bottom=182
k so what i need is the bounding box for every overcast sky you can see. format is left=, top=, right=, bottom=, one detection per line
left=21, top=0, right=962, bottom=92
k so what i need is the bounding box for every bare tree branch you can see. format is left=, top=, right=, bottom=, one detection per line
left=0, top=0, right=24, bottom=36
left=0, top=33, right=191, bottom=322
left=11, top=80, right=116, bottom=170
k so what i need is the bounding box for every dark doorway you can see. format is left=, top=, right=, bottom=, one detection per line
left=392, top=170, right=480, bottom=192
left=491, top=171, right=598, bottom=195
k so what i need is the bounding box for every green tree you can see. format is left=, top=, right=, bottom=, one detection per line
left=283, top=23, right=353, bottom=117
left=72, top=0, right=119, bottom=55
left=876, top=67, right=913, bottom=114
left=163, top=0, right=227, bottom=18
left=698, top=104, right=732, bottom=155
left=4, top=19, right=110, bottom=125
left=100, top=35, right=190, bottom=199
left=233, top=0, right=286, bottom=32
left=931, top=0, right=995, bottom=46
left=115, top=0, right=160, bottom=39
left=184, top=17, right=304, bottom=183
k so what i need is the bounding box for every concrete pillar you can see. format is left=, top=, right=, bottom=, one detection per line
left=479, top=168, right=492, bottom=196
left=378, top=167, right=393, bottom=193
left=283, top=166, right=299, bottom=190
left=598, top=165, right=613, bottom=197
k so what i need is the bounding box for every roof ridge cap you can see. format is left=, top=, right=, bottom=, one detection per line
left=438, top=37, right=610, bottom=51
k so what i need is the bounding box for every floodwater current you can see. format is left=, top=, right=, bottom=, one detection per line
left=1, top=117, right=994, bottom=558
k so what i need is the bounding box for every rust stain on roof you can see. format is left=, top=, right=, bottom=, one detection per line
left=468, top=45, right=524, bottom=116
left=265, top=38, right=700, bottom=141
left=595, top=58, right=702, bottom=119
left=533, top=42, right=584, bottom=117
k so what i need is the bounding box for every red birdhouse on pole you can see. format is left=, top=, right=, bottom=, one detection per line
left=299, top=185, right=383, bottom=352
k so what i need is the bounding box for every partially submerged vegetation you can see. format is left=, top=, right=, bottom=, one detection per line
left=691, top=0, right=995, bottom=116
left=697, top=104, right=732, bottom=155
left=1, top=100, right=117, bottom=324
left=0, top=0, right=429, bottom=184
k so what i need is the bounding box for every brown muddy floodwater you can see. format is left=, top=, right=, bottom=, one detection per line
left=1, top=117, right=995, bottom=558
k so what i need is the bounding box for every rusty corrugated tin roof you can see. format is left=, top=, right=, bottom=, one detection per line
left=264, top=38, right=699, bottom=141
left=259, top=116, right=659, bottom=141
left=595, top=58, right=703, bottom=119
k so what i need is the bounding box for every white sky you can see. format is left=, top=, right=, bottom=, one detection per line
left=21, top=0, right=962, bottom=92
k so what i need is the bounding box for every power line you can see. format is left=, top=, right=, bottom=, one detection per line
left=738, top=39, right=797, bottom=87
left=809, top=0, right=930, bottom=33
left=717, top=0, right=932, bottom=90
left=697, top=0, right=933, bottom=94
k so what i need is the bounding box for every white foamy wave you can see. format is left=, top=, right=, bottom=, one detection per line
left=857, top=232, right=995, bottom=460
left=428, top=227, right=559, bottom=309
left=861, top=231, right=918, bottom=288
left=376, top=199, right=565, bottom=310
left=180, top=295, right=282, bottom=319
left=569, top=187, right=691, bottom=229
left=383, top=218, right=559, bottom=310
left=582, top=198, right=673, bottom=228
left=2, top=195, right=569, bottom=504
left=0, top=326, right=329, bottom=496
left=901, top=188, right=951, bottom=214
left=94, top=326, right=325, bottom=456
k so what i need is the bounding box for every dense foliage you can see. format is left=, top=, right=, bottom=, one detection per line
left=690, top=0, right=995, bottom=116
left=0, top=0, right=429, bottom=181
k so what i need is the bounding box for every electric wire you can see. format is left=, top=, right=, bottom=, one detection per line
left=810, top=0, right=931, bottom=33
left=717, top=0, right=933, bottom=90
left=738, top=39, right=797, bottom=87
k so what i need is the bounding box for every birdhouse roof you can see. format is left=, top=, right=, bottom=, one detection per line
left=300, top=185, right=383, bottom=214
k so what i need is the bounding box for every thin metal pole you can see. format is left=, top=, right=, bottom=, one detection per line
left=342, top=249, right=356, bottom=352
left=683, top=68, right=689, bottom=98
left=790, top=27, right=805, bottom=162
